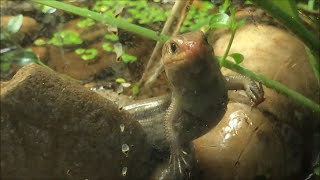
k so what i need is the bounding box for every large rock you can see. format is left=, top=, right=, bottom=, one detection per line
left=193, top=102, right=303, bottom=179
left=0, top=63, right=153, bottom=179
left=193, top=9, right=319, bottom=180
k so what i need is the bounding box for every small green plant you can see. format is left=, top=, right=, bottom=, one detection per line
left=209, top=0, right=246, bottom=66
left=121, top=54, right=137, bottom=63
left=0, top=14, right=50, bottom=71
left=102, top=42, right=137, bottom=63
left=92, top=0, right=169, bottom=25
left=104, top=33, right=119, bottom=41
left=75, top=48, right=98, bottom=61
left=77, top=18, right=95, bottom=28
left=181, top=1, right=215, bottom=32
left=132, top=83, right=140, bottom=96
left=102, top=42, right=113, bottom=52
left=47, top=30, right=82, bottom=46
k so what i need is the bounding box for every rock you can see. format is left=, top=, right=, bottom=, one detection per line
left=194, top=11, right=320, bottom=179
left=211, top=22, right=319, bottom=122
left=193, top=102, right=302, bottom=180
left=46, top=42, right=126, bottom=80
left=0, top=63, right=153, bottom=179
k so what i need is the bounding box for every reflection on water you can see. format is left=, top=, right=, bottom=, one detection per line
left=221, top=110, right=250, bottom=144
left=122, top=166, right=127, bottom=177
left=122, top=143, right=130, bottom=157
left=120, top=123, right=125, bottom=133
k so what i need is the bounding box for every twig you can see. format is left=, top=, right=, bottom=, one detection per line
left=138, top=0, right=194, bottom=90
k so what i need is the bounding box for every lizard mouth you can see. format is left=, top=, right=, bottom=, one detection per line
left=162, top=39, right=202, bottom=66
left=162, top=31, right=208, bottom=67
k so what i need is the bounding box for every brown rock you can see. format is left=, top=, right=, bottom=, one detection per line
left=211, top=23, right=319, bottom=121
left=193, top=102, right=302, bottom=180
left=46, top=42, right=124, bottom=80
left=0, top=63, right=153, bottom=179
left=194, top=15, right=319, bottom=179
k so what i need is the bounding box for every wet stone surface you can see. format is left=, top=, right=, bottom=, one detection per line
left=0, top=63, right=154, bottom=179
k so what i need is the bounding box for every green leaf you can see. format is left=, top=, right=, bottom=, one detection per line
left=7, top=14, right=23, bottom=34
left=270, top=0, right=299, bottom=20
left=48, top=30, right=83, bottom=46
left=104, top=33, right=119, bottom=41
left=41, top=5, right=56, bottom=13
left=75, top=48, right=85, bottom=54
left=81, top=49, right=98, bottom=61
left=219, top=0, right=230, bottom=13
left=228, top=53, right=244, bottom=64
left=77, top=18, right=95, bottom=28
left=116, top=78, right=126, bottom=83
left=0, top=52, right=15, bottom=62
left=216, top=56, right=223, bottom=61
left=209, top=13, right=231, bottom=29
left=132, top=83, right=139, bottom=95
left=12, top=51, right=38, bottom=66
left=1, top=61, right=11, bottom=71
left=102, top=42, right=113, bottom=52
left=121, top=54, right=137, bottom=62
left=314, top=166, right=320, bottom=176
left=34, top=39, right=46, bottom=46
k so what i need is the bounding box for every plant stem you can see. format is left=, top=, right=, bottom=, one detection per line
left=223, top=59, right=320, bottom=113
left=37, top=60, right=53, bottom=71
left=219, top=30, right=235, bottom=67
left=29, top=0, right=169, bottom=43
left=305, top=46, right=320, bottom=86
left=251, top=0, right=320, bottom=60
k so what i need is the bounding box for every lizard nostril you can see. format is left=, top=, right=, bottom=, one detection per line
left=170, top=42, right=178, bottom=54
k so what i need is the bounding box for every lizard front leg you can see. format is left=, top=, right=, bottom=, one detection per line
left=225, top=75, right=265, bottom=107
left=160, top=97, right=196, bottom=180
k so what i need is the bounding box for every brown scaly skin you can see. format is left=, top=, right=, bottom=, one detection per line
left=160, top=31, right=264, bottom=179
left=123, top=31, right=264, bottom=179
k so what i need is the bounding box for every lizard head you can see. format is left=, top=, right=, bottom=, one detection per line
left=162, top=31, right=219, bottom=90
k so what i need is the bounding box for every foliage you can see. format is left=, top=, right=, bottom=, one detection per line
left=0, top=15, right=44, bottom=71
left=6, top=14, right=23, bottom=34
left=181, top=2, right=215, bottom=32
left=47, top=30, right=83, bottom=46
left=116, top=78, right=126, bottom=83
left=209, top=0, right=246, bottom=66
left=104, top=34, right=119, bottom=41
left=132, top=83, right=140, bottom=96
left=121, top=54, right=137, bottom=63
left=77, top=18, right=95, bottom=28
left=92, top=0, right=169, bottom=24
left=75, top=48, right=98, bottom=61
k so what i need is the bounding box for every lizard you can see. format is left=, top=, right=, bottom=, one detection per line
left=124, top=31, right=264, bottom=179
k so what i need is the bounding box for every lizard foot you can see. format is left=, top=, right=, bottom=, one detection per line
left=245, top=81, right=265, bottom=108
left=160, top=146, right=194, bottom=180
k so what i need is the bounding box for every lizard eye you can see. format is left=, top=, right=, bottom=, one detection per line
left=170, top=42, right=178, bottom=54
